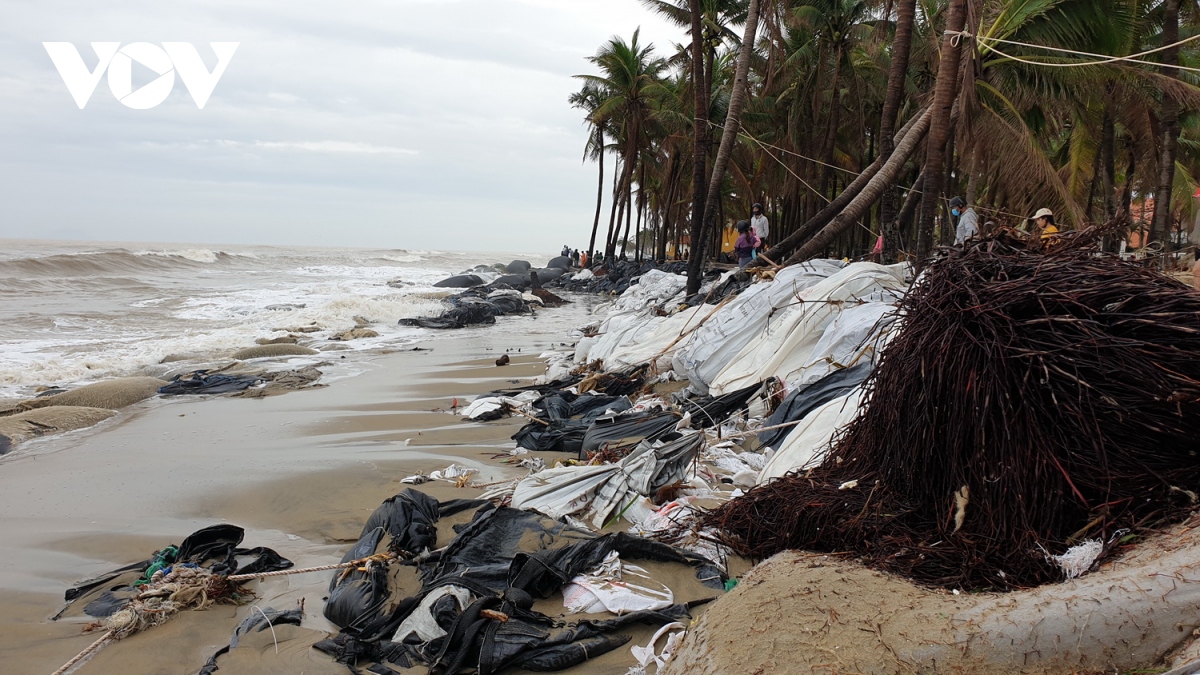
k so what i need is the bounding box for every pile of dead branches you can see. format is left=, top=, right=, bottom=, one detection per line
left=706, top=229, right=1200, bottom=590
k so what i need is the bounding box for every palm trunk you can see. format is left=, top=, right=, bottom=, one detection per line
left=787, top=107, right=932, bottom=264
left=819, top=43, right=844, bottom=197
left=1101, top=100, right=1116, bottom=220
left=1152, top=0, right=1180, bottom=250
left=879, top=0, right=916, bottom=262
left=685, top=0, right=708, bottom=286
left=753, top=106, right=927, bottom=266
left=915, top=0, right=967, bottom=263
left=604, top=158, right=623, bottom=259
left=897, top=169, right=924, bottom=250
left=628, top=157, right=638, bottom=257
left=586, top=126, right=605, bottom=259
left=687, top=0, right=762, bottom=293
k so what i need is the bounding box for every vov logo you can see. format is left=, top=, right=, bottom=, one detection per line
left=43, top=42, right=239, bottom=109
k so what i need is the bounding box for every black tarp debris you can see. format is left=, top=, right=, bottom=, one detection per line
left=579, top=411, right=682, bottom=455
left=756, top=364, right=871, bottom=449
left=677, top=381, right=767, bottom=429
left=53, top=524, right=293, bottom=620
left=510, top=392, right=632, bottom=454
left=198, top=602, right=306, bottom=674
left=316, top=493, right=723, bottom=674
left=158, top=371, right=264, bottom=395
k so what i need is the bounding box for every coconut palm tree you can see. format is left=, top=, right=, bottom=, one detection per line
left=577, top=30, right=667, bottom=259
left=569, top=82, right=612, bottom=261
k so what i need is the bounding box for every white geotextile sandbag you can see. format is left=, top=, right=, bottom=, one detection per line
left=672, top=260, right=845, bottom=394
left=604, top=305, right=709, bottom=371
left=512, top=434, right=702, bottom=529
left=574, top=335, right=599, bottom=363
left=572, top=268, right=595, bottom=281
left=599, top=307, right=650, bottom=335
left=756, top=388, right=863, bottom=483
left=708, top=263, right=906, bottom=395
left=789, top=301, right=898, bottom=388
left=589, top=313, right=667, bottom=366
left=562, top=551, right=674, bottom=614
left=609, top=270, right=688, bottom=313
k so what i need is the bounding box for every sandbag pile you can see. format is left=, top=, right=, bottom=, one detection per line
left=549, top=260, right=693, bottom=295
left=705, top=231, right=1200, bottom=590
left=400, top=289, right=535, bottom=329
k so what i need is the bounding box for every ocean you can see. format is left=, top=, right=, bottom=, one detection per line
left=0, top=239, right=551, bottom=398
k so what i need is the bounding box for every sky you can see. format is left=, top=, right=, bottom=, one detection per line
left=0, top=0, right=683, bottom=252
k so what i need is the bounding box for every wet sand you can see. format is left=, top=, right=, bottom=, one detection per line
left=0, top=301, right=720, bottom=674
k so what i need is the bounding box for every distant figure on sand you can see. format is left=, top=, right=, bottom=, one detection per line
left=571, top=249, right=580, bottom=266
left=561, top=245, right=571, bottom=258
left=949, top=196, right=978, bottom=245
left=735, top=221, right=760, bottom=268
left=751, top=203, right=770, bottom=249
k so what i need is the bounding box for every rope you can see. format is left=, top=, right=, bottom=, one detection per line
left=53, top=553, right=399, bottom=674
left=51, top=632, right=114, bottom=675
left=227, top=553, right=396, bottom=581
left=949, top=30, right=1200, bottom=74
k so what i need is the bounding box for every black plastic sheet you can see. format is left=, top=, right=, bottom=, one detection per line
left=757, top=364, right=871, bottom=449
left=316, top=497, right=725, bottom=674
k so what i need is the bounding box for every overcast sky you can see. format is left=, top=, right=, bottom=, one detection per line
left=0, top=0, right=682, bottom=252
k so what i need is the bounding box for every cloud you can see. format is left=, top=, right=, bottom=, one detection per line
left=227, top=140, right=419, bottom=156
left=0, top=0, right=685, bottom=253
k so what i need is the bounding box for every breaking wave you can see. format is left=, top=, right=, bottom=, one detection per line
left=0, top=248, right=252, bottom=278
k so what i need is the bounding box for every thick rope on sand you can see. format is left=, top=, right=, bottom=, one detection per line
left=53, top=553, right=398, bottom=674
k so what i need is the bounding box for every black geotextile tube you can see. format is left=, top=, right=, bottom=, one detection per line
left=158, top=371, right=263, bottom=395
left=755, top=363, right=871, bottom=449
left=510, top=394, right=632, bottom=454
left=678, top=380, right=766, bottom=428
left=579, top=411, right=681, bottom=454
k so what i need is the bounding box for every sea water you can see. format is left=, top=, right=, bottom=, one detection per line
left=0, top=239, right=549, bottom=398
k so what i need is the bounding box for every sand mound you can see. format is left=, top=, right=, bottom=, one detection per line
left=329, top=328, right=379, bottom=341
left=664, top=523, right=1200, bottom=674
left=255, top=336, right=300, bottom=345
left=0, top=406, right=117, bottom=451
left=17, top=377, right=165, bottom=412
left=231, top=345, right=318, bottom=359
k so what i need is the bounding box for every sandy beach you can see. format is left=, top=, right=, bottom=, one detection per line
left=0, top=299, right=710, bottom=674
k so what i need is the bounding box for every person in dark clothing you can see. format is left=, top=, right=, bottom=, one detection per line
left=734, top=221, right=760, bottom=268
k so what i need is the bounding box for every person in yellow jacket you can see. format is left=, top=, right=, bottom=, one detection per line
left=1032, top=207, right=1059, bottom=242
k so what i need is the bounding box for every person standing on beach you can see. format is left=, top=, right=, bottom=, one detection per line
left=751, top=203, right=770, bottom=249
left=949, top=196, right=978, bottom=245
left=734, top=221, right=760, bottom=268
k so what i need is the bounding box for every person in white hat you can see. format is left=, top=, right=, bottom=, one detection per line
left=1031, top=208, right=1058, bottom=241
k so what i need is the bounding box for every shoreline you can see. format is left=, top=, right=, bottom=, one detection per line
left=0, top=299, right=628, bottom=673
